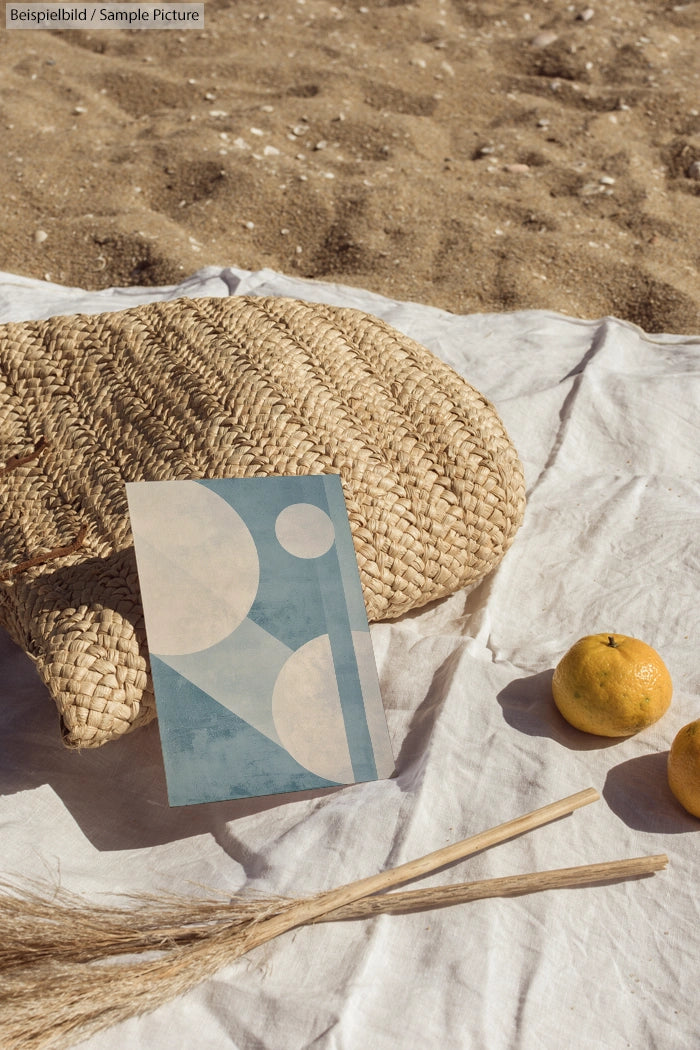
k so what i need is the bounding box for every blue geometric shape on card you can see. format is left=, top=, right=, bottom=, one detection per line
left=151, top=656, right=342, bottom=806
left=201, top=475, right=332, bottom=648
left=156, top=617, right=292, bottom=747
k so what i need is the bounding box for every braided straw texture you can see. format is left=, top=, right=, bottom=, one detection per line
left=0, top=296, right=525, bottom=748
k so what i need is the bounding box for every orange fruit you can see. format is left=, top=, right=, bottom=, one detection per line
left=667, top=719, right=700, bottom=818
left=552, top=633, right=672, bottom=737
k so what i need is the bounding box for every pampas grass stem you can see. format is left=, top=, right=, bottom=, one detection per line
left=0, top=788, right=667, bottom=1050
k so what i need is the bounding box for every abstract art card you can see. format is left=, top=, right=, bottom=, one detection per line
left=126, top=474, right=395, bottom=806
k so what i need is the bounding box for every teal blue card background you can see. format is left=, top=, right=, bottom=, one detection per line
left=126, top=474, right=395, bottom=806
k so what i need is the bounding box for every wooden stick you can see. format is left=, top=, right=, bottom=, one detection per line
left=238, top=787, right=600, bottom=954
left=314, top=854, right=669, bottom=921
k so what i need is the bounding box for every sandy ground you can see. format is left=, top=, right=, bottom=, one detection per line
left=1, top=0, right=699, bottom=333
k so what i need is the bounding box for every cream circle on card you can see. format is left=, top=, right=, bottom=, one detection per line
left=275, top=502, right=336, bottom=559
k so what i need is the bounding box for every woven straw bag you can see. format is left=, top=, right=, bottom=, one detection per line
left=0, top=296, right=525, bottom=748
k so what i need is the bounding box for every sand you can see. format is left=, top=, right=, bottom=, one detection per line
left=1, top=0, right=699, bottom=333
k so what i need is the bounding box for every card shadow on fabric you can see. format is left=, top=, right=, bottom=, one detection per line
left=0, top=625, right=343, bottom=854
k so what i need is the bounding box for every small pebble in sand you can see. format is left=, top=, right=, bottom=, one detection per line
left=531, top=31, right=558, bottom=48
left=577, top=7, right=594, bottom=21
left=599, top=175, right=616, bottom=185
left=34, top=229, right=48, bottom=245
left=580, top=182, right=603, bottom=196
left=504, top=163, right=530, bottom=174
left=687, top=161, right=700, bottom=180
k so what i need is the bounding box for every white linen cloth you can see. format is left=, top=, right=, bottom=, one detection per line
left=1, top=266, right=698, bottom=1050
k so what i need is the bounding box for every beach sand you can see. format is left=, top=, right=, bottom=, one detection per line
left=1, top=0, right=699, bottom=333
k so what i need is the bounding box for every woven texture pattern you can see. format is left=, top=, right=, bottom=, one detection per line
left=0, top=296, right=525, bottom=748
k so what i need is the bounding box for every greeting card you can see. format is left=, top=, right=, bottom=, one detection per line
left=126, top=474, right=394, bottom=805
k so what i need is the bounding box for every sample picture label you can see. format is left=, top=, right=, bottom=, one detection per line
left=5, top=3, right=204, bottom=29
